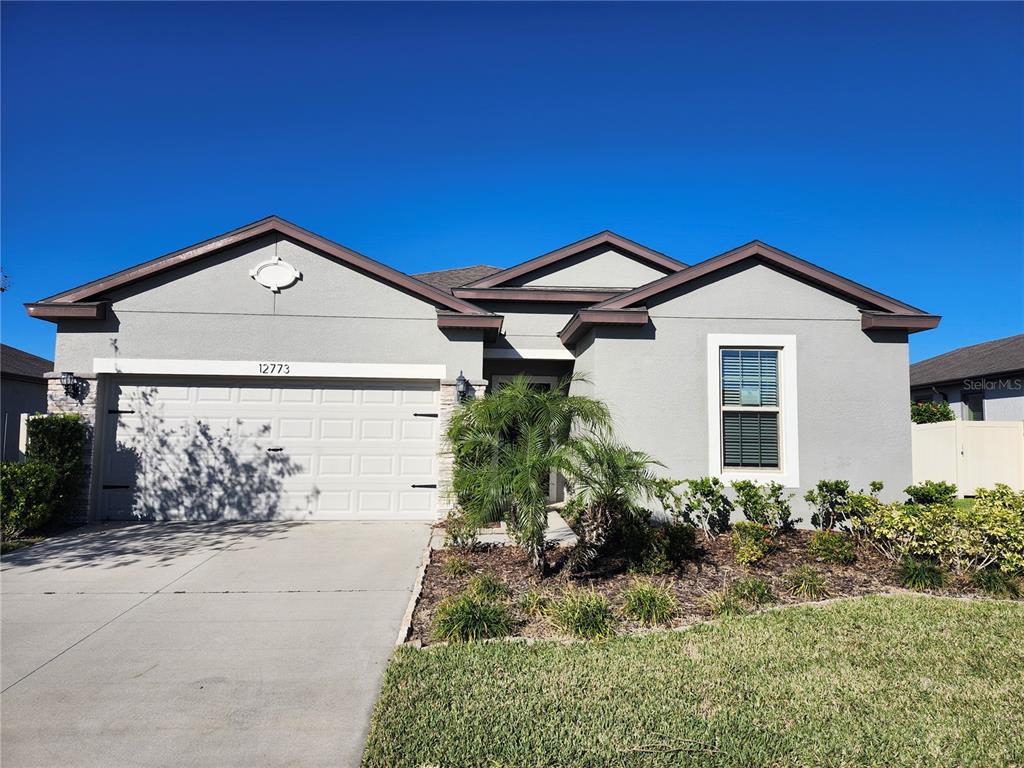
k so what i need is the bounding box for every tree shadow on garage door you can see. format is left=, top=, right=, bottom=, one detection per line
left=109, top=388, right=308, bottom=522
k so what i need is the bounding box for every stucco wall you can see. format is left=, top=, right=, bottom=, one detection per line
left=1, top=376, right=47, bottom=460
left=51, top=234, right=485, bottom=379
left=570, top=262, right=913, bottom=518
left=509, top=248, right=669, bottom=289
left=475, top=300, right=581, bottom=355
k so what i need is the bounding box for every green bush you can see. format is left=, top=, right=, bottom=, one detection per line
left=1, top=461, right=60, bottom=539
left=25, top=413, right=87, bottom=520
left=730, top=521, right=775, bottom=565
left=804, top=479, right=851, bottom=530
left=548, top=588, right=617, bottom=639
left=729, top=577, right=776, bottom=606
left=905, top=480, right=958, bottom=506
left=970, top=568, right=1021, bottom=599
left=732, top=480, right=799, bottom=531
left=443, top=509, right=480, bottom=551
left=703, top=588, right=749, bottom=617
left=622, top=519, right=698, bottom=574
left=441, top=555, right=475, bottom=577
left=807, top=530, right=856, bottom=564
left=466, top=574, right=512, bottom=601
left=783, top=565, right=830, bottom=599
left=911, top=400, right=955, bottom=424
left=431, top=593, right=514, bottom=643
left=679, top=476, right=733, bottom=537
left=621, top=579, right=678, bottom=625
left=898, top=557, right=947, bottom=591
left=972, top=485, right=1024, bottom=574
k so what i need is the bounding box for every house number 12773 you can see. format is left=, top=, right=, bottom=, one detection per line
left=258, top=363, right=291, bottom=375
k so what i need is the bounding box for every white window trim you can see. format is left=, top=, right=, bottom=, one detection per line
left=706, top=334, right=799, bottom=487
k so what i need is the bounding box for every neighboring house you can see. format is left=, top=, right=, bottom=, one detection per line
left=911, top=334, right=1024, bottom=421
left=26, top=216, right=939, bottom=523
left=0, top=344, right=52, bottom=461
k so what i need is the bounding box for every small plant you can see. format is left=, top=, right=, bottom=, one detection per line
left=807, top=530, right=856, bottom=565
left=911, top=400, right=954, bottom=424
left=622, top=579, right=678, bottom=625
left=804, top=480, right=851, bottom=530
left=898, top=556, right=947, bottom=591
left=783, top=565, right=830, bottom=599
left=729, top=577, right=776, bottom=606
left=548, top=588, right=617, bottom=639
left=466, top=574, right=512, bottom=601
left=443, top=509, right=480, bottom=551
left=904, top=480, right=957, bottom=506
left=730, top=521, right=775, bottom=565
left=679, top=477, right=733, bottom=538
left=431, top=593, right=514, bottom=642
left=622, top=520, right=698, bottom=574
left=518, top=589, right=552, bottom=617
left=441, top=555, right=475, bottom=577
left=732, top=480, right=799, bottom=531
left=970, top=568, right=1021, bottom=599
left=703, top=588, right=749, bottom=618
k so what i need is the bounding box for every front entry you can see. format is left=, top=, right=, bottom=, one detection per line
left=490, top=374, right=565, bottom=502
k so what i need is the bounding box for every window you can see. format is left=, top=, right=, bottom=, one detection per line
left=721, top=349, right=780, bottom=468
left=962, top=391, right=984, bottom=421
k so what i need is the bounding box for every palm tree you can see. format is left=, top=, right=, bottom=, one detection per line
left=446, top=375, right=610, bottom=574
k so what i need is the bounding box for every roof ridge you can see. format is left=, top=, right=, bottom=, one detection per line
left=914, top=333, right=1024, bottom=365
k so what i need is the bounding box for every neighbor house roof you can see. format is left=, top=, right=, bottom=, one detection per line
left=413, top=265, right=502, bottom=292
left=1, top=344, right=53, bottom=382
left=910, top=334, right=1024, bottom=388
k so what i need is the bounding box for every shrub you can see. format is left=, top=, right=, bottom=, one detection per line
left=731, top=480, right=799, bottom=531
left=807, top=530, right=856, bottom=564
left=622, top=579, right=678, bottom=625
left=548, top=588, right=617, bottom=639
left=678, top=477, right=733, bottom=538
left=441, top=555, right=475, bottom=577
left=972, top=485, right=1024, bottom=574
left=911, top=400, right=954, bottom=424
left=804, top=480, right=851, bottom=530
left=703, top=588, right=749, bottom=617
left=730, top=521, right=775, bottom=565
left=622, top=519, right=698, bottom=574
left=431, top=593, right=513, bottom=642
left=1, top=461, right=60, bottom=539
left=783, top=565, right=830, bottom=599
left=466, top=574, right=512, bottom=601
left=25, top=413, right=87, bottom=521
left=730, top=577, right=776, bottom=606
left=970, top=568, right=1021, bottom=599
left=444, top=509, right=480, bottom=552
left=898, top=556, right=947, bottom=590
left=905, top=480, right=957, bottom=506
left=518, top=589, right=552, bottom=618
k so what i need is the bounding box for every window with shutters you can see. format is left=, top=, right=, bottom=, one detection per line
left=720, top=349, right=780, bottom=469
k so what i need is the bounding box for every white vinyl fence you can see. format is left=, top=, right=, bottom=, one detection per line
left=912, top=420, right=1024, bottom=495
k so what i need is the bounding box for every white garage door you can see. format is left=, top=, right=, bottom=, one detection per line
left=98, top=378, right=440, bottom=521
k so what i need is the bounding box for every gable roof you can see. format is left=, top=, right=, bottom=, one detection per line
left=910, top=334, right=1024, bottom=387
left=463, top=230, right=688, bottom=289
left=1, top=344, right=53, bottom=381
left=28, top=216, right=491, bottom=318
left=413, top=265, right=502, bottom=292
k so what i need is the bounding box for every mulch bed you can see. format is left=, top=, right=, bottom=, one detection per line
left=409, top=530, right=995, bottom=645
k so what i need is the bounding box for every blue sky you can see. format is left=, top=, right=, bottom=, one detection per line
left=2, top=1, right=1021, bottom=363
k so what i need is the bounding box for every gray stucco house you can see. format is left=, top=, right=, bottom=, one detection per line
left=27, top=216, right=940, bottom=522
left=911, top=334, right=1024, bottom=421
left=0, top=344, right=52, bottom=461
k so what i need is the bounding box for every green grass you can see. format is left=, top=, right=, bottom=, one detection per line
left=363, top=596, right=1024, bottom=768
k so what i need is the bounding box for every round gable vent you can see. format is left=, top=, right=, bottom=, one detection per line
left=250, top=256, right=302, bottom=292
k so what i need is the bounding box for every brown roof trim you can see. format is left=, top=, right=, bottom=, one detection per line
left=436, top=311, right=504, bottom=341
left=465, top=231, right=687, bottom=289
left=34, top=216, right=490, bottom=316
left=559, top=308, right=649, bottom=347
left=595, top=240, right=930, bottom=316
left=861, top=311, right=941, bottom=333
left=26, top=302, right=107, bottom=322
left=452, top=287, right=623, bottom=303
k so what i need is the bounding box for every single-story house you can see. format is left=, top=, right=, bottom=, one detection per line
left=911, top=334, right=1024, bottom=421
left=26, top=216, right=940, bottom=523
left=0, top=344, right=53, bottom=461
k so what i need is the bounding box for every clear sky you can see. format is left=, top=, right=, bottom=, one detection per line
left=2, top=1, right=1021, bottom=363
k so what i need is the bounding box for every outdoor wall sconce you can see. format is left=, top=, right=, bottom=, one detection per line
left=60, top=371, right=88, bottom=403
left=455, top=371, right=469, bottom=402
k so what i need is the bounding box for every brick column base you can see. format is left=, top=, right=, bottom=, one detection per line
left=437, top=377, right=486, bottom=520
left=45, top=375, right=101, bottom=524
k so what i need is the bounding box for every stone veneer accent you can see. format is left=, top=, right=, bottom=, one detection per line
left=437, top=377, right=486, bottom=519
left=45, top=375, right=101, bottom=524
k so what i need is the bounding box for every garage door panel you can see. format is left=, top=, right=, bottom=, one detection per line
left=99, top=378, right=439, bottom=522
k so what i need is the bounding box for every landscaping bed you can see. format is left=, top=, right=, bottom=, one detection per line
left=410, top=530, right=1008, bottom=645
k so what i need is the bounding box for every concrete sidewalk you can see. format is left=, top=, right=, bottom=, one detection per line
left=1, top=521, right=430, bottom=768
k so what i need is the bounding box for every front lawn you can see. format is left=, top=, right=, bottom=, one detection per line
left=363, top=595, right=1024, bottom=768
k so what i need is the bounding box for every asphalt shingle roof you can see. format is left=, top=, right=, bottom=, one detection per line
left=910, top=334, right=1024, bottom=387
left=412, top=265, right=502, bottom=293
left=1, top=344, right=53, bottom=381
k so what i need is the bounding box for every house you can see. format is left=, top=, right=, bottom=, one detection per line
left=0, top=344, right=52, bottom=461
left=911, top=334, right=1024, bottom=421
left=26, top=216, right=940, bottom=523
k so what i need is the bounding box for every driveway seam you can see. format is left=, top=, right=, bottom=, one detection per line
left=1, top=530, right=250, bottom=695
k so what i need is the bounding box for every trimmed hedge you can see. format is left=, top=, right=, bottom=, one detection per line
left=1, top=461, right=59, bottom=538
left=26, top=413, right=87, bottom=521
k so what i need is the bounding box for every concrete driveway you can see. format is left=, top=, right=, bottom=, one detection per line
left=1, top=521, right=430, bottom=768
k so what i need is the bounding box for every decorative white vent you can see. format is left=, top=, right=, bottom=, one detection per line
left=250, top=256, right=301, bottom=292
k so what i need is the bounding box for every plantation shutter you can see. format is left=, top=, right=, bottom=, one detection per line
left=720, top=349, right=780, bottom=469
